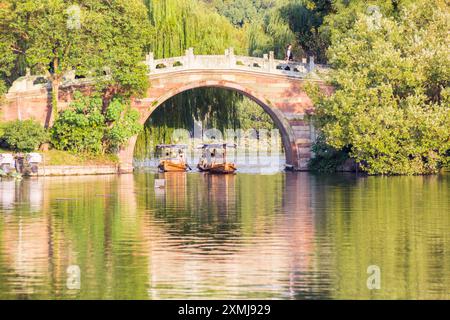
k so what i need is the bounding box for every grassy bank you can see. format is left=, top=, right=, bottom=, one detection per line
left=0, top=149, right=118, bottom=166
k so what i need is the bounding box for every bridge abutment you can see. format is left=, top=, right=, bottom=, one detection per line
left=289, top=118, right=316, bottom=170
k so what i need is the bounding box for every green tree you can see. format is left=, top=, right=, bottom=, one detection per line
left=0, top=2, right=16, bottom=97
left=1, top=0, right=150, bottom=121
left=236, top=98, right=275, bottom=131
left=308, top=0, right=450, bottom=175
left=205, top=0, right=275, bottom=27
left=246, top=0, right=333, bottom=60
left=144, top=0, right=246, bottom=58
left=278, top=0, right=332, bottom=62
left=247, top=3, right=296, bottom=59
left=103, top=98, right=143, bottom=153
left=1, top=119, right=47, bottom=152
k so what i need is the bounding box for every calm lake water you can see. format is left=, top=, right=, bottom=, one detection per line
left=0, top=172, right=448, bottom=299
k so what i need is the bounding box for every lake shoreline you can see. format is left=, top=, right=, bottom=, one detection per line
left=33, top=164, right=124, bottom=177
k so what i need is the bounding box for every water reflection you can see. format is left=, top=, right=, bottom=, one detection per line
left=0, top=179, right=44, bottom=212
left=0, top=173, right=448, bottom=299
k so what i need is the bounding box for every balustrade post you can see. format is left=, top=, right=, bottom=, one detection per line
left=228, top=47, right=236, bottom=68
left=269, top=51, right=275, bottom=72
left=224, top=48, right=229, bottom=69
left=185, top=47, right=194, bottom=68
left=263, top=54, right=269, bottom=71
left=146, top=52, right=155, bottom=73
left=185, top=49, right=190, bottom=68
left=308, top=56, right=315, bottom=72
left=25, top=68, right=35, bottom=89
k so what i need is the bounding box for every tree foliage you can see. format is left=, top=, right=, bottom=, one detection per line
left=308, top=0, right=450, bottom=175
left=205, top=0, right=275, bottom=27
left=247, top=5, right=296, bottom=59
left=51, top=91, right=142, bottom=154
left=144, top=0, right=246, bottom=58
left=1, top=119, right=47, bottom=152
left=202, top=0, right=334, bottom=60
left=0, top=2, right=16, bottom=97
left=0, top=0, right=151, bottom=118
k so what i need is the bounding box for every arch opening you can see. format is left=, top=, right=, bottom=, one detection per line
left=132, top=84, right=298, bottom=173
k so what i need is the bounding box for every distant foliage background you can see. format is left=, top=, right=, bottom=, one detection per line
left=0, top=0, right=448, bottom=174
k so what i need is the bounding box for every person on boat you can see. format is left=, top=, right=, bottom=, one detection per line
left=157, top=145, right=190, bottom=172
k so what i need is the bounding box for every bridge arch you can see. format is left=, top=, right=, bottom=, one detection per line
left=121, top=79, right=299, bottom=171
left=1, top=49, right=329, bottom=173
left=116, top=66, right=323, bottom=172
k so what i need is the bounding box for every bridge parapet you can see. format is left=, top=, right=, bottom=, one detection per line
left=146, top=47, right=329, bottom=79
left=6, top=48, right=328, bottom=95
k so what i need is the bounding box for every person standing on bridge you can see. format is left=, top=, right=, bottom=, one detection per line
left=285, top=44, right=294, bottom=62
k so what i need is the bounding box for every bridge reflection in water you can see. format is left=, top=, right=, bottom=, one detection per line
left=0, top=173, right=449, bottom=299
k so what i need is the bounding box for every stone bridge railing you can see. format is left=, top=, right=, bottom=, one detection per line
left=6, top=48, right=329, bottom=94
left=146, top=48, right=329, bottom=79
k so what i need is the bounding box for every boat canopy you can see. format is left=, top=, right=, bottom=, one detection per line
left=198, top=143, right=237, bottom=149
left=156, top=144, right=188, bottom=149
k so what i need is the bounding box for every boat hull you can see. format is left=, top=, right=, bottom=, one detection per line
left=158, top=160, right=189, bottom=172
left=197, top=164, right=210, bottom=172
left=209, top=163, right=237, bottom=174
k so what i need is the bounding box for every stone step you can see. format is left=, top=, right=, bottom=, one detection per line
left=289, top=120, right=307, bottom=126
left=292, top=125, right=310, bottom=132
left=295, top=138, right=312, bottom=146
left=293, top=131, right=311, bottom=139
left=297, top=147, right=312, bottom=155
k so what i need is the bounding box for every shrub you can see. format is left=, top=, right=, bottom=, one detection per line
left=1, top=120, right=47, bottom=152
left=308, top=135, right=350, bottom=173
left=51, top=91, right=142, bottom=154
left=51, top=93, right=105, bottom=154
left=104, top=98, right=142, bottom=153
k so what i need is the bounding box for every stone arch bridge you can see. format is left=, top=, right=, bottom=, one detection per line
left=1, top=48, right=331, bottom=172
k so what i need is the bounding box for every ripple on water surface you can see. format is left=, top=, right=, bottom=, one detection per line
left=0, top=173, right=449, bottom=299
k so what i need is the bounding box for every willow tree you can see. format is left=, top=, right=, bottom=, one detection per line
left=247, top=2, right=297, bottom=59
left=144, top=0, right=246, bottom=57
left=204, top=0, right=269, bottom=27
left=2, top=0, right=151, bottom=121
left=247, top=0, right=333, bottom=61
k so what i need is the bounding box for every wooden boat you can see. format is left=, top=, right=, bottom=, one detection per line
left=209, top=162, right=237, bottom=174
left=157, top=145, right=190, bottom=172
left=197, top=143, right=237, bottom=174
left=159, top=160, right=189, bottom=172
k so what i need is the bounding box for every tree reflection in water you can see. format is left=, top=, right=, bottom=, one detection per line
left=0, top=173, right=448, bottom=299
